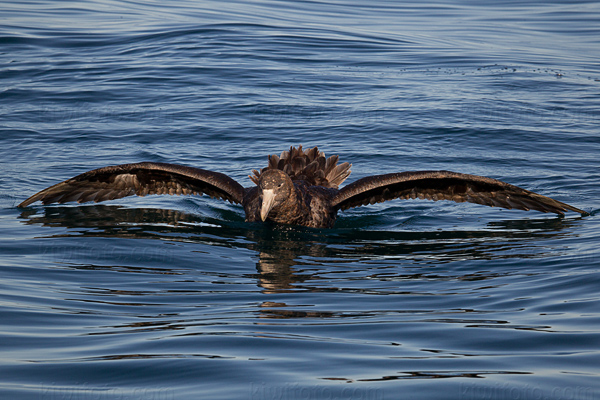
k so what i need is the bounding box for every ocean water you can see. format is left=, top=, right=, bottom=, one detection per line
left=1, top=1, right=600, bottom=399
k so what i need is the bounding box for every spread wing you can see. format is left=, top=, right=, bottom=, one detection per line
left=332, top=171, right=585, bottom=215
left=18, top=162, right=245, bottom=207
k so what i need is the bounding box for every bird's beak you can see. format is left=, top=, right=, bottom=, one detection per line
left=260, top=189, right=276, bottom=221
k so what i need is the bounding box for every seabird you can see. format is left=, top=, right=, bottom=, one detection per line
left=18, top=145, right=586, bottom=228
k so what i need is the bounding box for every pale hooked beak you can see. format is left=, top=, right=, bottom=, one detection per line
left=260, top=189, right=276, bottom=221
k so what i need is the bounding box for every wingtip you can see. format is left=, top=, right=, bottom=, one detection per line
left=561, top=203, right=588, bottom=217
left=17, top=197, right=36, bottom=208
left=576, top=209, right=590, bottom=217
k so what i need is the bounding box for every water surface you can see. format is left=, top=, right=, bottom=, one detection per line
left=1, top=1, right=599, bottom=399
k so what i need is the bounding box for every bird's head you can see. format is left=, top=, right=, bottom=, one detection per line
left=258, top=169, right=293, bottom=221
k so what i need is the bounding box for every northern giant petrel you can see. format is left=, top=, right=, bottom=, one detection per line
left=18, top=146, right=586, bottom=228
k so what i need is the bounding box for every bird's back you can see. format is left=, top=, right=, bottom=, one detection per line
left=249, top=145, right=351, bottom=189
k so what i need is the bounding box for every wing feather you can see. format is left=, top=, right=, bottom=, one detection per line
left=332, top=171, right=585, bottom=215
left=18, top=162, right=245, bottom=207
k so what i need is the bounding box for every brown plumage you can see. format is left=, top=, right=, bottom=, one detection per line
left=249, top=145, right=351, bottom=189
left=18, top=145, right=586, bottom=228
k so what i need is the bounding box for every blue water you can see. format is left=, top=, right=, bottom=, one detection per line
left=1, top=1, right=600, bottom=399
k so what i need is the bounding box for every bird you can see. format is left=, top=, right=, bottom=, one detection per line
left=18, top=145, right=586, bottom=228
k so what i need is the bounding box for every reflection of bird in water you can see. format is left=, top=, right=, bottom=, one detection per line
left=19, top=145, right=586, bottom=228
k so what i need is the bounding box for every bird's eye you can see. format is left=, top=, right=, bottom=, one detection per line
left=278, top=183, right=284, bottom=188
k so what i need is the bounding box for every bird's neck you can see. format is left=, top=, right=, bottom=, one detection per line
left=269, top=186, right=307, bottom=225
